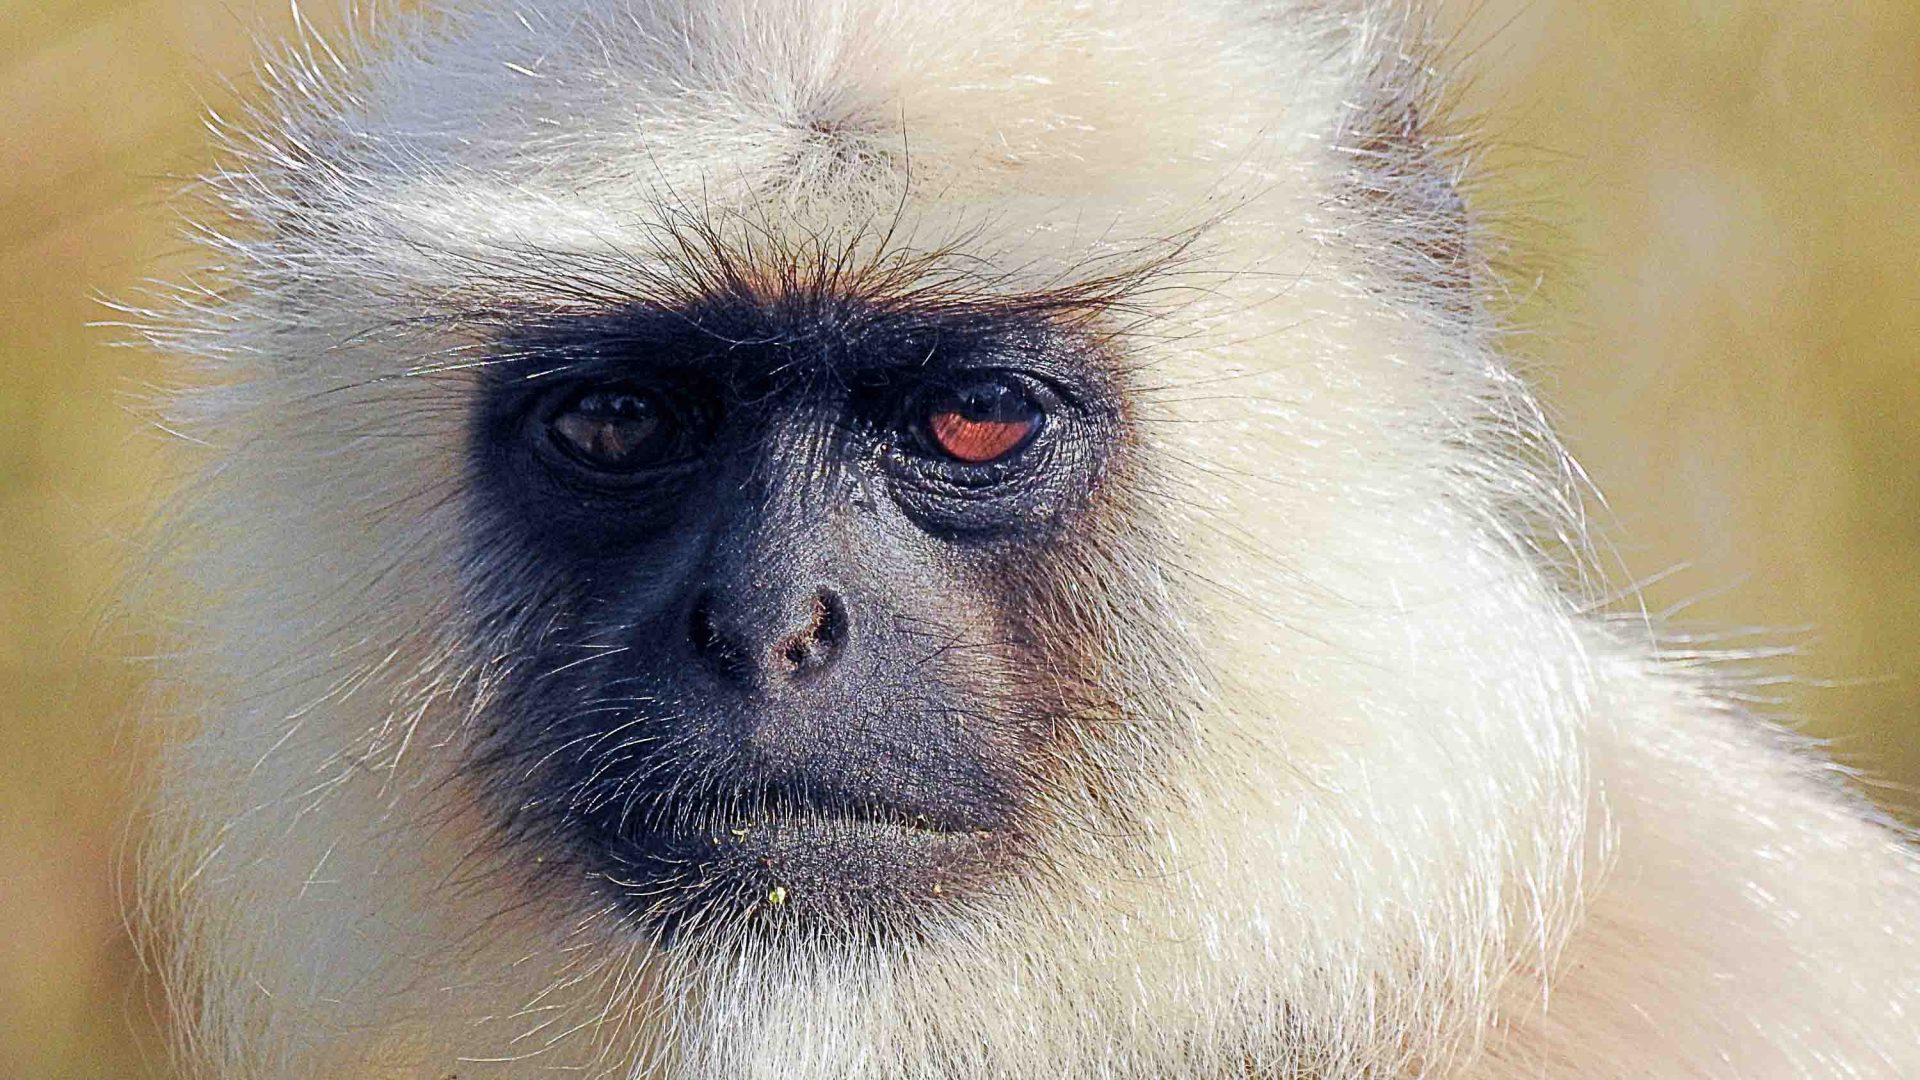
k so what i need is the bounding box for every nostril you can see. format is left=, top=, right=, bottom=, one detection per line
left=690, top=592, right=718, bottom=652
left=812, top=588, right=847, bottom=649
left=688, top=590, right=751, bottom=681
left=780, top=588, right=848, bottom=673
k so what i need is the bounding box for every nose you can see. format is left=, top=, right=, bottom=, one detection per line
left=687, top=584, right=849, bottom=685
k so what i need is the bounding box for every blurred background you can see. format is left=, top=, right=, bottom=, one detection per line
left=2, top=1, right=1916, bottom=1075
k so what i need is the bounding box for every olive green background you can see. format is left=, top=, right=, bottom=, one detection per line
left=2, top=2, right=1915, bottom=1076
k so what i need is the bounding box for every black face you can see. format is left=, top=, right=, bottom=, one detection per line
left=462, top=292, right=1128, bottom=947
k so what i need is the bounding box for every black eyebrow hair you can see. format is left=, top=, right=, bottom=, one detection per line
left=505, top=294, right=1049, bottom=350
left=479, top=292, right=1094, bottom=392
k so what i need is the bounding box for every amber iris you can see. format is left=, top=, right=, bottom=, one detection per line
left=548, top=384, right=715, bottom=473
left=924, top=379, right=1043, bottom=464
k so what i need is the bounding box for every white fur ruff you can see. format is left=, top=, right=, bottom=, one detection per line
left=136, top=2, right=1920, bottom=1078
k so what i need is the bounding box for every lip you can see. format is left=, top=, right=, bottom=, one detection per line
left=581, top=768, right=1005, bottom=844
left=578, top=802, right=1008, bottom=943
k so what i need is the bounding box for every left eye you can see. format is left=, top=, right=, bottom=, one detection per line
left=548, top=384, right=709, bottom=472
left=919, top=377, right=1045, bottom=465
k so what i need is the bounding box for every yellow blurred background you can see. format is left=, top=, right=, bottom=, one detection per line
left=1, top=1, right=1915, bottom=1075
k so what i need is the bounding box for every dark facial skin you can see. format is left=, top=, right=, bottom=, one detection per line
left=462, top=290, right=1125, bottom=947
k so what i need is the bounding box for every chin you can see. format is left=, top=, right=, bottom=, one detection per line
left=561, top=753, right=1021, bottom=945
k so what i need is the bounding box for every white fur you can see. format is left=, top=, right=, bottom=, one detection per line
left=137, top=1, right=1920, bottom=1077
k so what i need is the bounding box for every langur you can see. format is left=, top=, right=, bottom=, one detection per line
left=136, top=1, right=1920, bottom=1077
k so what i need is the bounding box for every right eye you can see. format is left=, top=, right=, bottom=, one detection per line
left=916, top=375, right=1047, bottom=466
left=547, top=383, right=713, bottom=473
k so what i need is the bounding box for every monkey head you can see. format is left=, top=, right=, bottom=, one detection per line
left=139, top=2, right=1920, bottom=1079
left=143, top=4, right=1582, bottom=1076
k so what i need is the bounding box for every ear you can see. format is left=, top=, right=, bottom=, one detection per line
left=1334, top=46, right=1478, bottom=309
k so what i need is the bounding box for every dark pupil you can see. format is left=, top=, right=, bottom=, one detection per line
left=950, top=380, right=1032, bottom=422
left=554, top=391, right=668, bottom=468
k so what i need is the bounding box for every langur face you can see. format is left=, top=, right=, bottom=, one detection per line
left=461, top=283, right=1147, bottom=947
left=146, top=2, right=1634, bottom=1073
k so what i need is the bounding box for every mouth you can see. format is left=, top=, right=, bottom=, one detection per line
left=572, top=781, right=1013, bottom=944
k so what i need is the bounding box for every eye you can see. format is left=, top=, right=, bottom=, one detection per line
left=919, top=377, right=1045, bottom=465
left=548, top=384, right=710, bottom=473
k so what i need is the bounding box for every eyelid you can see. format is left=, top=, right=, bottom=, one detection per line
left=909, top=370, right=1069, bottom=417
